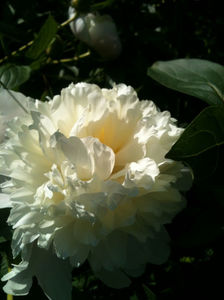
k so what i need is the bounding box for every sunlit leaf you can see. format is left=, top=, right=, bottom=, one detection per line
left=148, top=59, right=224, bottom=105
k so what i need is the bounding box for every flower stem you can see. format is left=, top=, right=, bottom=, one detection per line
left=7, top=293, right=13, bottom=300
left=7, top=268, right=13, bottom=300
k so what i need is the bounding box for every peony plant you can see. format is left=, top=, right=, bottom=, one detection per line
left=0, top=83, right=190, bottom=299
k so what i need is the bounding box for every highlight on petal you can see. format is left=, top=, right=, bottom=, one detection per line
left=0, top=82, right=191, bottom=298
left=0, top=193, right=11, bottom=208
left=55, top=132, right=93, bottom=180
left=125, top=158, right=159, bottom=189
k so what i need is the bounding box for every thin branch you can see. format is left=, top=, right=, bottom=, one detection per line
left=58, top=13, right=77, bottom=28
left=0, top=13, right=77, bottom=64
left=48, top=50, right=91, bottom=64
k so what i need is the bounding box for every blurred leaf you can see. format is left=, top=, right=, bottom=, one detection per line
left=143, top=284, right=156, bottom=300
left=0, top=236, right=6, bottom=243
left=0, top=64, right=31, bottom=89
left=91, top=0, right=115, bottom=10
left=167, top=105, right=224, bottom=180
left=0, top=252, right=9, bottom=277
left=147, top=59, right=224, bottom=105
left=130, top=294, right=139, bottom=300
left=30, top=54, right=47, bottom=71
left=26, top=15, right=58, bottom=60
left=72, top=275, right=86, bottom=291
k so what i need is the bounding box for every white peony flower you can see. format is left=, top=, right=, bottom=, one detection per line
left=0, top=83, right=190, bottom=299
left=69, top=7, right=122, bottom=59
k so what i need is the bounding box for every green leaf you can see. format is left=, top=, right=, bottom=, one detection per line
left=147, top=59, right=224, bottom=105
left=0, top=64, right=31, bottom=89
left=142, top=284, right=156, bottom=300
left=26, top=15, right=58, bottom=60
left=167, top=105, right=224, bottom=180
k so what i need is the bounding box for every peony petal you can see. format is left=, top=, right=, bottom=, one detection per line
left=0, top=89, right=30, bottom=113
left=95, top=268, right=131, bottom=289
left=0, top=89, right=32, bottom=143
left=32, top=246, right=72, bottom=300
left=55, top=132, right=93, bottom=180
left=125, top=157, right=159, bottom=189
left=2, top=244, right=72, bottom=300
left=115, top=137, right=145, bottom=168
left=82, top=136, right=115, bottom=180
left=2, top=260, right=32, bottom=296
left=144, top=228, right=170, bottom=265
left=13, top=211, right=40, bottom=229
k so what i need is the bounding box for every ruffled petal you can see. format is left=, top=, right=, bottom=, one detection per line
left=55, top=132, right=93, bottom=180
left=82, top=136, right=115, bottom=180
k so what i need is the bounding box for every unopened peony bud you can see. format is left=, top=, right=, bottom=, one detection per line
left=69, top=7, right=122, bottom=59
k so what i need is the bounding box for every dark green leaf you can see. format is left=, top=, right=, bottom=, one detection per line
left=0, top=64, right=31, bottom=89
left=26, top=15, right=58, bottom=60
left=167, top=105, right=224, bottom=180
left=147, top=59, right=224, bottom=105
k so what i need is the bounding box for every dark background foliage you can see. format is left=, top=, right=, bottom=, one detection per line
left=0, top=0, right=224, bottom=299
